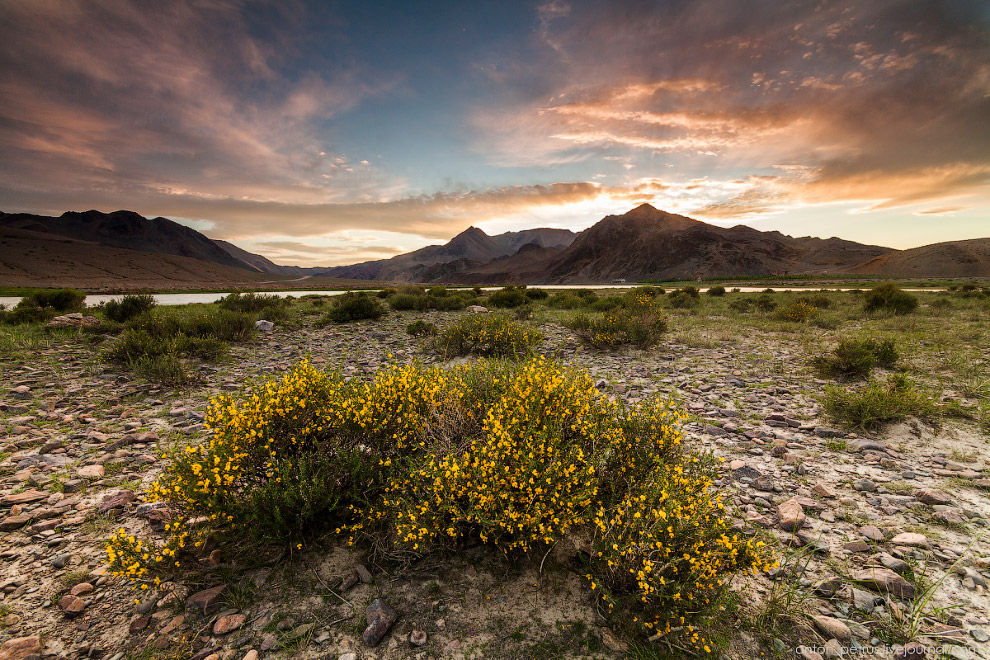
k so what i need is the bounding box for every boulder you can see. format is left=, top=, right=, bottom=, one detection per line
left=363, top=598, right=397, bottom=647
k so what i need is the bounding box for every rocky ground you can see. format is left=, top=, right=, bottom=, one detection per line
left=1, top=307, right=988, bottom=660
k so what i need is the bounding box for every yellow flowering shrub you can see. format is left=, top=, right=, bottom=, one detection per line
left=106, top=356, right=768, bottom=653
left=432, top=313, right=543, bottom=357
left=771, top=301, right=818, bottom=322
left=568, top=292, right=667, bottom=348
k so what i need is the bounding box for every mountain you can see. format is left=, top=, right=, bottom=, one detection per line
left=323, top=225, right=578, bottom=282
left=0, top=225, right=276, bottom=289
left=211, top=239, right=326, bottom=276
left=455, top=204, right=898, bottom=284
left=843, top=238, right=990, bottom=277
left=0, top=210, right=254, bottom=270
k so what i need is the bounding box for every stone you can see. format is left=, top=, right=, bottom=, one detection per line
left=854, top=568, right=916, bottom=598
left=242, top=652, right=259, bottom=660
left=890, top=532, right=929, bottom=548
left=47, top=314, right=100, bottom=328
left=466, top=305, right=488, bottom=313
left=859, top=525, right=884, bottom=542
left=59, top=594, right=86, bottom=617
left=129, top=616, right=150, bottom=633
left=878, top=553, right=911, bottom=574
left=1, top=490, right=47, bottom=505
left=97, top=490, right=136, bottom=514
left=798, top=647, right=825, bottom=660
left=851, top=588, right=879, bottom=613
left=813, top=615, right=852, bottom=643
left=778, top=497, right=806, bottom=532
left=971, top=629, right=989, bottom=643
left=363, top=598, right=398, bottom=647
left=913, top=489, right=952, bottom=505
left=186, top=584, right=227, bottom=616
left=214, top=614, right=247, bottom=635
left=355, top=563, right=373, bottom=583
left=823, top=638, right=844, bottom=658
left=77, top=464, right=105, bottom=479
left=600, top=627, right=628, bottom=652
left=854, top=479, right=876, bottom=492
left=255, top=320, right=274, bottom=332
left=812, top=484, right=837, bottom=498
left=70, top=582, right=94, bottom=596
left=0, top=636, right=42, bottom=660
left=0, top=515, right=30, bottom=531
left=409, top=629, right=428, bottom=646
left=339, top=655, right=357, bottom=660
left=843, top=541, right=871, bottom=553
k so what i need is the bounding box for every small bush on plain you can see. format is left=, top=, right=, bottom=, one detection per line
left=771, top=301, right=818, bottom=322
left=103, top=295, right=157, bottom=322
left=322, top=293, right=386, bottom=323
left=23, top=288, right=86, bottom=312
left=489, top=288, right=529, bottom=308
left=707, top=285, right=726, bottom=296
left=433, top=313, right=543, bottom=357
left=406, top=320, right=438, bottom=336
left=822, top=374, right=938, bottom=430
left=568, top=292, right=666, bottom=348
left=863, top=284, right=918, bottom=315
left=812, top=338, right=898, bottom=379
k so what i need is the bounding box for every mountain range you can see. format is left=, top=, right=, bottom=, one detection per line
left=1, top=205, right=988, bottom=288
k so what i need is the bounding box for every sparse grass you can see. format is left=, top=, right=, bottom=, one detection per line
left=60, top=569, right=93, bottom=588
left=821, top=374, right=940, bottom=431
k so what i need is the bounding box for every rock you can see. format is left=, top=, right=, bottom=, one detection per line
left=47, top=313, right=100, bottom=328
left=255, top=320, right=274, bottom=332
left=601, top=627, right=628, bottom=652
left=61, top=479, right=84, bottom=494
left=409, top=630, right=428, bottom=646
left=242, top=652, right=259, bottom=660
left=798, top=646, right=825, bottom=660
left=1, top=489, right=47, bottom=505
left=355, top=563, right=373, bottom=583
left=843, top=541, right=871, bottom=553
left=0, top=636, right=42, bottom=660
left=890, top=532, right=929, bottom=548
left=466, top=305, right=488, bottom=313
left=59, top=594, right=86, bottom=617
left=878, top=552, right=911, bottom=574
left=851, top=588, right=879, bottom=613
left=913, top=489, right=952, bottom=505
left=214, top=613, right=247, bottom=635
left=778, top=497, right=806, bottom=532
left=860, top=525, right=884, bottom=542
left=813, top=615, right=852, bottom=642
left=363, top=598, right=398, bottom=647
left=129, top=615, right=151, bottom=634
left=812, top=484, right=837, bottom=498
left=339, top=654, right=357, bottom=660
left=97, top=490, right=136, bottom=514
left=853, top=479, right=876, bottom=492
left=186, top=584, right=227, bottom=616
left=0, top=515, right=30, bottom=531
left=971, top=629, right=989, bottom=643
left=854, top=568, right=916, bottom=598
left=823, top=638, right=844, bottom=658
left=70, top=582, right=94, bottom=596
left=77, top=464, right=105, bottom=479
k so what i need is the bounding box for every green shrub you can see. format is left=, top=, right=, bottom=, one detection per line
left=568, top=292, right=666, bottom=348
left=376, top=288, right=396, bottom=299
left=103, top=295, right=157, bottom=322
left=728, top=299, right=752, bottom=312
left=631, top=285, right=662, bottom=297
left=863, top=284, right=918, bottom=315
left=428, top=296, right=468, bottom=311
left=524, top=288, right=549, bottom=300
left=796, top=294, right=831, bottom=309
left=323, top=293, right=386, bottom=323
left=406, top=320, right=438, bottom=336
left=22, top=288, right=86, bottom=312
left=762, top=288, right=775, bottom=294
left=771, top=301, right=818, bottom=322
left=399, top=285, right=425, bottom=296
left=489, top=288, right=529, bottom=308
left=546, top=293, right=586, bottom=309
left=0, top=303, right=51, bottom=325
left=133, top=354, right=194, bottom=386
left=127, top=309, right=254, bottom=342
left=706, top=285, right=726, bottom=297
left=812, top=338, right=899, bottom=379
left=754, top=295, right=777, bottom=312
left=102, top=329, right=228, bottom=364
left=218, top=292, right=287, bottom=313
left=427, top=286, right=448, bottom=298
left=667, top=291, right=699, bottom=308
left=389, top=293, right=425, bottom=310
left=433, top=313, right=543, bottom=357
left=821, top=374, right=938, bottom=430
left=589, top=296, right=625, bottom=312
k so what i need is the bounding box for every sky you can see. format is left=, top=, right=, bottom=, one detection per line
left=0, top=0, right=988, bottom=266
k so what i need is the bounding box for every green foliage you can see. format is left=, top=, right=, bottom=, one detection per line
left=524, top=288, right=549, bottom=300
left=322, top=293, right=386, bottom=323
left=771, top=301, right=818, bottom=322
left=795, top=294, right=831, bottom=309
left=754, top=295, right=777, bottom=312
left=433, top=313, right=543, bottom=357
left=706, top=285, right=726, bottom=296
left=589, top=296, right=625, bottom=312
left=546, top=292, right=587, bottom=309
left=22, top=288, right=86, bottom=312
left=568, top=292, right=666, bottom=349
left=386, top=287, right=472, bottom=311
left=667, top=290, right=699, bottom=308
left=127, top=309, right=255, bottom=342
left=102, top=329, right=227, bottom=364
left=821, top=374, right=938, bottom=430
left=863, top=284, right=918, bottom=315
left=133, top=354, right=195, bottom=386
left=812, top=338, right=899, bottom=379
left=218, top=292, right=287, bottom=313
left=728, top=298, right=752, bottom=312
left=388, top=293, right=425, bottom=310
left=406, top=320, right=438, bottom=336
left=103, top=295, right=157, bottom=323
left=680, top=286, right=700, bottom=298
left=489, top=287, right=529, bottom=308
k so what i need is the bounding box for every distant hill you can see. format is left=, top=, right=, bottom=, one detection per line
left=322, top=226, right=578, bottom=282
left=843, top=238, right=990, bottom=277
left=0, top=225, right=275, bottom=289
left=0, top=209, right=254, bottom=270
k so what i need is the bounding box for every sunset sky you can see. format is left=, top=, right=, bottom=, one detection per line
left=1, top=0, right=987, bottom=266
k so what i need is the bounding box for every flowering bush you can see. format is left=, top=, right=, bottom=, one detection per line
left=568, top=292, right=666, bottom=348
left=108, top=357, right=768, bottom=652
left=771, top=301, right=818, bottom=322
left=433, top=313, right=543, bottom=357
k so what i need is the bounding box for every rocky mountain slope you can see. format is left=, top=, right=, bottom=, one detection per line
left=844, top=238, right=990, bottom=277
